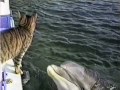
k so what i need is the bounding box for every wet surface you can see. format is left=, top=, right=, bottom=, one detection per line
left=10, top=0, right=120, bottom=90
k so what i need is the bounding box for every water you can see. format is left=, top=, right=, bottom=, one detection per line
left=10, top=0, right=120, bottom=90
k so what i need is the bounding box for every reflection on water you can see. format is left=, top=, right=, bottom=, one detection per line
left=10, top=0, right=120, bottom=90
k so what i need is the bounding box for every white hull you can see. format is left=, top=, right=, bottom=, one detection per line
left=2, top=59, right=23, bottom=90
left=0, top=0, right=10, bottom=15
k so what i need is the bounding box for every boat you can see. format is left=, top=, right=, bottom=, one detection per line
left=0, top=0, right=23, bottom=90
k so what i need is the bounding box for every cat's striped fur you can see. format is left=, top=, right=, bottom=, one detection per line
left=0, top=12, right=37, bottom=74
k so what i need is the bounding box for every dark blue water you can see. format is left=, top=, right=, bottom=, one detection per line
left=10, top=0, right=120, bottom=90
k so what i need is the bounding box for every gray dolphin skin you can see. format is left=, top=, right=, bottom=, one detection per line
left=47, top=61, right=116, bottom=90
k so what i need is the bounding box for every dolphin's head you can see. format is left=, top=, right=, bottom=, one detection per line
left=47, top=62, right=80, bottom=90
left=47, top=61, right=115, bottom=90
left=47, top=61, right=96, bottom=90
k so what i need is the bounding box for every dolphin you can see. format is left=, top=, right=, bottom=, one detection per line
left=47, top=61, right=116, bottom=90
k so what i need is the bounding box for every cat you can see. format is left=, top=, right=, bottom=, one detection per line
left=0, top=12, right=37, bottom=74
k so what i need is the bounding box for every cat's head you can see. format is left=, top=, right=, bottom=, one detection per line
left=18, top=11, right=37, bottom=33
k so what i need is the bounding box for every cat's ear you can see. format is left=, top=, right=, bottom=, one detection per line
left=18, top=11, right=21, bottom=19
left=33, top=12, right=37, bottom=21
left=34, top=13, right=38, bottom=20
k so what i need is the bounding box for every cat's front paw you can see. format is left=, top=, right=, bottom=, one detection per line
left=15, top=66, right=23, bottom=75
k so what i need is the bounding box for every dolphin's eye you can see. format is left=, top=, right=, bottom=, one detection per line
left=81, top=88, right=85, bottom=90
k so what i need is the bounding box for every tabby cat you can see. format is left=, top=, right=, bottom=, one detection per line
left=0, top=12, right=37, bottom=74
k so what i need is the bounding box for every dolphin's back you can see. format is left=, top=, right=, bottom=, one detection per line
left=61, top=61, right=116, bottom=90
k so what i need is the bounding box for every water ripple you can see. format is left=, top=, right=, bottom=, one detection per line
left=10, top=0, right=120, bottom=89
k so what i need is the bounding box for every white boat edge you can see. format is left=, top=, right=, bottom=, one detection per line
left=2, top=59, right=23, bottom=90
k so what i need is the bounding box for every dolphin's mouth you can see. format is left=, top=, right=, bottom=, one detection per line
left=47, top=65, right=78, bottom=87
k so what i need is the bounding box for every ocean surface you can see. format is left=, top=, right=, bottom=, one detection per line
left=10, top=0, right=120, bottom=90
